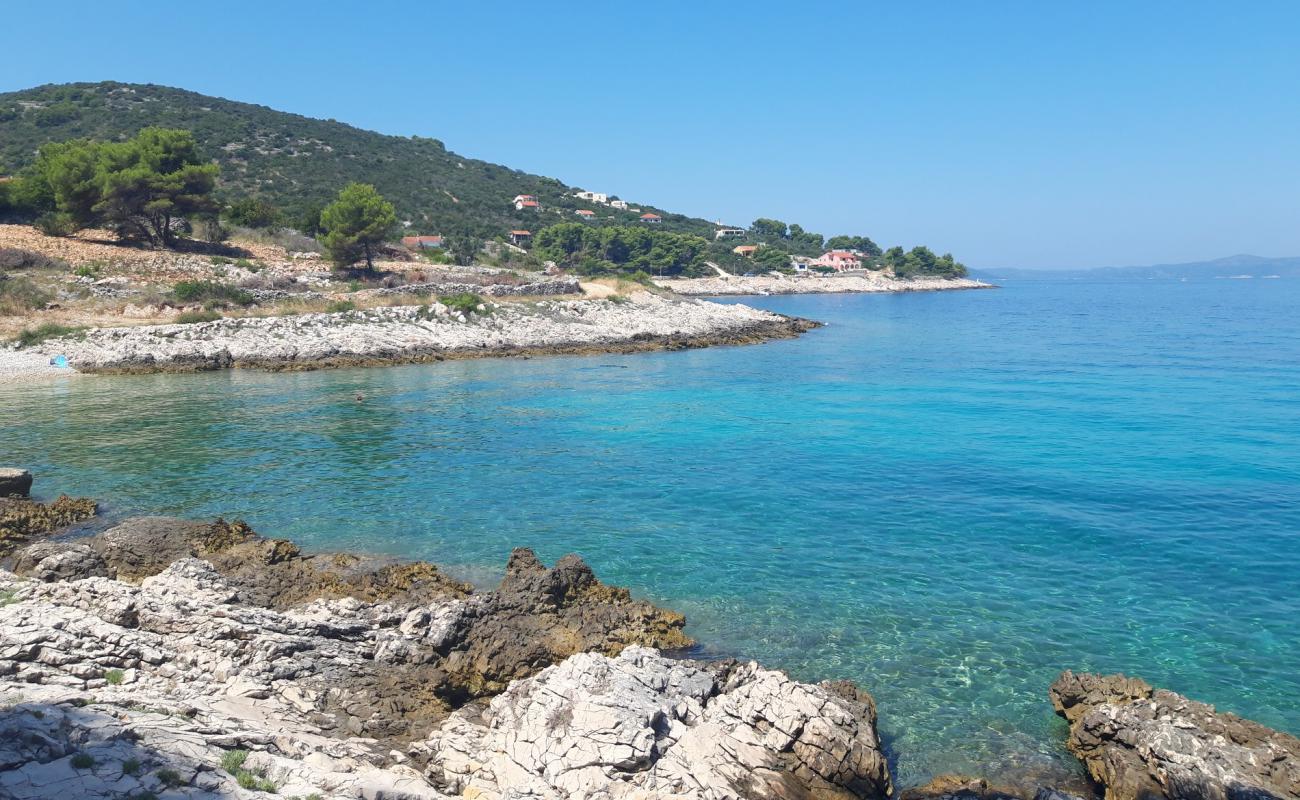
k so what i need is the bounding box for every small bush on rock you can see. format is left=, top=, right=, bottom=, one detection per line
left=154, top=768, right=184, bottom=788
left=439, top=292, right=485, bottom=315
left=70, top=753, right=95, bottom=769
left=221, top=750, right=276, bottom=793
left=13, top=322, right=84, bottom=348
left=172, top=280, right=253, bottom=307
left=175, top=310, right=223, bottom=325
left=104, top=668, right=124, bottom=685
left=325, top=300, right=356, bottom=313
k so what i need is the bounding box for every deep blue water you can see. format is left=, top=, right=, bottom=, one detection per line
left=4, top=279, right=1299, bottom=785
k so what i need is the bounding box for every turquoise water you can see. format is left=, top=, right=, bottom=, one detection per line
left=4, top=279, right=1299, bottom=785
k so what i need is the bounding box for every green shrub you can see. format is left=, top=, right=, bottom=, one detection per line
left=121, top=758, right=141, bottom=776
left=221, top=750, right=276, bottom=793
left=154, top=768, right=184, bottom=788
left=209, top=256, right=234, bottom=265
left=0, top=590, right=17, bottom=606
left=0, top=276, right=54, bottom=314
left=439, top=292, right=485, bottom=315
left=70, top=753, right=95, bottom=769
left=225, top=197, right=282, bottom=230
left=172, top=280, right=253, bottom=307
left=235, top=258, right=261, bottom=273
left=236, top=771, right=277, bottom=792
left=220, top=750, right=248, bottom=773
left=104, top=669, right=124, bottom=685
left=174, top=310, right=222, bottom=325
left=34, top=212, right=78, bottom=237
left=13, top=323, right=84, bottom=348
left=325, top=300, right=356, bottom=313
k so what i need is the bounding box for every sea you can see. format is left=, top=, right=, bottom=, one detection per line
left=5, top=276, right=1298, bottom=786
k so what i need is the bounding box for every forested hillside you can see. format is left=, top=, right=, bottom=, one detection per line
left=0, top=81, right=965, bottom=277
left=0, top=81, right=710, bottom=239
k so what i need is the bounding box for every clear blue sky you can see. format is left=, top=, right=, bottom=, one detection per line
left=5, top=1, right=1299, bottom=268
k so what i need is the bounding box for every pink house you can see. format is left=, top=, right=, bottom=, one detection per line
left=575, top=209, right=596, bottom=219
left=810, top=250, right=862, bottom=271
left=639, top=212, right=662, bottom=223
left=513, top=195, right=540, bottom=211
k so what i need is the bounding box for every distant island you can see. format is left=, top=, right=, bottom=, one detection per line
left=974, top=254, right=1300, bottom=281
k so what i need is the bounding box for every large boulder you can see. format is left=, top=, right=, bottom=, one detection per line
left=425, top=547, right=692, bottom=698
left=0, top=469, right=32, bottom=498
left=419, top=645, right=893, bottom=799
left=1049, top=671, right=1300, bottom=800
left=10, top=541, right=109, bottom=582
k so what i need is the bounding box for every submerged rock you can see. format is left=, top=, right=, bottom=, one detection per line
left=1049, top=671, right=1300, bottom=800
left=419, top=644, right=893, bottom=799
left=900, top=775, right=1089, bottom=800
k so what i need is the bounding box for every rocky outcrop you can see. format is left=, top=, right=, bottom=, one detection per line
left=6, top=513, right=691, bottom=739
left=0, top=468, right=33, bottom=498
left=1049, top=671, right=1300, bottom=800
left=0, top=560, right=452, bottom=799
left=0, top=495, right=98, bottom=559
left=0, top=548, right=890, bottom=799
left=23, top=293, right=815, bottom=375
left=418, top=645, right=892, bottom=799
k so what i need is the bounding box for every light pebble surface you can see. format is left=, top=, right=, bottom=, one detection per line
left=654, top=273, right=993, bottom=295
left=0, top=350, right=81, bottom=385
left=10, top=293, right=807, bottom=376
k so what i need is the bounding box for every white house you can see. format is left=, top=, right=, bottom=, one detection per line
left=513, top=195, right=540, bottom=211
left=574, top=191, right=609, bottom=205
left=609, top=199, right=629, bottom=210
left=714, top=227, right=746, bottom=240
left=575, top=209, right=596, bottom=219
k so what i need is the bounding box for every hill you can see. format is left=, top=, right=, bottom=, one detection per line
left=0, top=81, right=716, bottom=240
left=973, top=254, right=1300, bottom=281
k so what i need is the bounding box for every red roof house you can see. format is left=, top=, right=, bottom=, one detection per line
left=402, top=235, right=445, bottom=250
left=639, top=213, right=662, bottom=223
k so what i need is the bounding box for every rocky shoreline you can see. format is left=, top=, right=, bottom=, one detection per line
left=3, top=293, right=816, bottom=380
left=653, top=274, right=994, bottom=296
left=1, top=480, right=1297, bottom=800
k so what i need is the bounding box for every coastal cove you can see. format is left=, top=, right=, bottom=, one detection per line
left=5, top=278, right=1299, bottom=786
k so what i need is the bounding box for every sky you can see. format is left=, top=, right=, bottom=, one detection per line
left=4, top=1, right=1299, bottom=269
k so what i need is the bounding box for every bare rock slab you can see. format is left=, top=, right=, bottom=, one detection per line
left=419, top=645, right=893, bottom=800
left=1049, top=671, right=1300, bottom=800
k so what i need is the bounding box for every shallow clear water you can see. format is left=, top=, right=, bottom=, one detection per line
left=5, top=279, right=1299, bottom=785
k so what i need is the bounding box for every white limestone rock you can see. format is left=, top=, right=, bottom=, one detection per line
left=419, top=645, right=892, bottom=800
